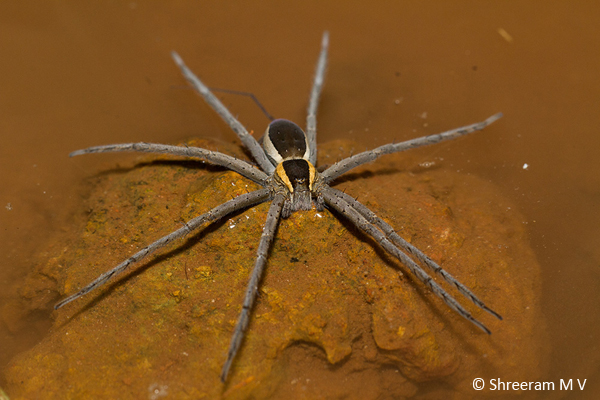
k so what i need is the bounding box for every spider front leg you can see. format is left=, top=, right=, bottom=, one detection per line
left=306, top=31, right=329, bottom=165
left=171, top=51, right=274, bottom=175
left=322, top=113, right=503, bottom=183
left=221, top=192, right=286, bottom=382
left=320, top=185, right=492, bottom=334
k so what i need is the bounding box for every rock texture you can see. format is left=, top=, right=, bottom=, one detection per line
left=5, top=138, right=546, bottom=399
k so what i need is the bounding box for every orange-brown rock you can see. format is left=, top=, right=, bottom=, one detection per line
left=5, top=138, right=546, bottom=399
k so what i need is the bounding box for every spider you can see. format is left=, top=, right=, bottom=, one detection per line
left=55, top=32, right=503, bottom=382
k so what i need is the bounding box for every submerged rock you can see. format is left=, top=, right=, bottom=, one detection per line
left=5, top=138, right=546, bottom=399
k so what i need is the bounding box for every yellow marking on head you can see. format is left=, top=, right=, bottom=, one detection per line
left=308, top=161, right=316, bottom=190
left=276, top=163, right=294, bottom=192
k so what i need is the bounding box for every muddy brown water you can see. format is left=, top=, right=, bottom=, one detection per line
left=1, top=2, right=598, bottom=399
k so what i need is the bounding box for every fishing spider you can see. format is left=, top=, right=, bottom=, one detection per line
left=55, top=32, right=503, bottom=382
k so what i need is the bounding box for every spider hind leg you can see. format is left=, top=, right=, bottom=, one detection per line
left=320, top=185, right=493, bottom=334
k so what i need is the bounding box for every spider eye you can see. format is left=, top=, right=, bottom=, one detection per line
left=262, top=119, right=309, bottom=164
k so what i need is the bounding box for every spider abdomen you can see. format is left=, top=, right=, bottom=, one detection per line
left=262, top=119, right=309, bottom=164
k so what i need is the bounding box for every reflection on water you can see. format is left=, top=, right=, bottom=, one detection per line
left=1, top=1, right=599, bottom=398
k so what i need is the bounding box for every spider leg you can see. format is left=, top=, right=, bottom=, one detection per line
left=70, top=142, right=268, bottom=185
left=320, top=186, right=492, bottom=334
left=220, top=192, right=286, bottom=382
left=171, top=51, right=275, bottom=175
left=54, top=188, right=271, bottom=310
left=306, top=31, right=329, bottom=165
left=328, top=187, right=501, bottom=320
left=321, top=113, right=503, bottom=183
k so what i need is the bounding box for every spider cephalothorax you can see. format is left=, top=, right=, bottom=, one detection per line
left=55, top=32, right=503, bottom=382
